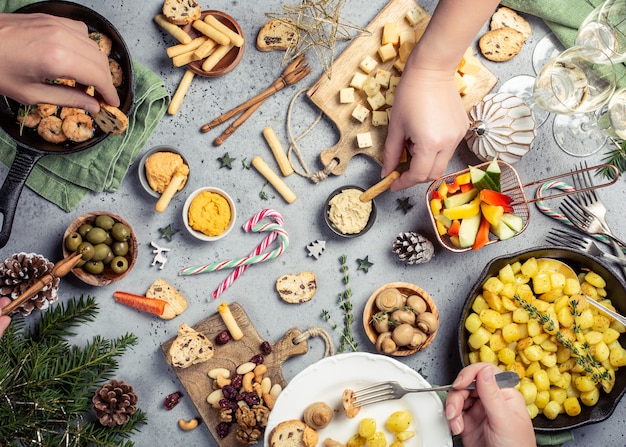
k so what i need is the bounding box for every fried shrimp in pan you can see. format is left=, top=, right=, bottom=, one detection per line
left=17, top=108, right=41, bottom=128
left=36, top=103, right=58, bottom=117
left=109, top=58, right=123, bottom=88
left=89, top=31, right=113, bottom=56
left=38, top=116, right=67, bottom=143
left=60, top=107, right=87, bottom=120
left=62, top=113, right=95, bottom=143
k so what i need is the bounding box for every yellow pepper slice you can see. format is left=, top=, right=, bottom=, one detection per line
left=443, top=196, right=481, bottom=220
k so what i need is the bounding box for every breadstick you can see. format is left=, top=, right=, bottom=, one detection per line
left=262, top=127, right=293, bottom=177
left=359, top=170, right=400, bottom=202
left=166, top=36, right=207, bottom=58
left=172, top=50, right=202, bottom=67
left=154, top=14, right=192, bottom=44
left=204, top=15, right=244, bottom=47
left=251, top=155, right=297, bottom=204
left=201, top=43, right=234, bottom=72
left=217, top=302, right=244, bottom=340
left=192, top=19, right=230, bottom=45
left=155, top=172, right=187, bottom=213
left=168, top=69, right=195, bottom=115
left=193, top=37, right=218, bottom=60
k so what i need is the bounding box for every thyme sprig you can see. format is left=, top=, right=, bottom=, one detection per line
left=321, top=254, right=358, bottom=352
left=17, top=104, right=34, bottom=136
left=513, top=294, right=611, bottom=385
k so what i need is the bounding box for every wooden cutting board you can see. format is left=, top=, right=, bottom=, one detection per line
left=161, top=302, right=309, bottom=447
left=307, top=0, right=498, bottom=175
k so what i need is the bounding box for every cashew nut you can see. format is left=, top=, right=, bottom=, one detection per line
left=178, top=417, right=201, bottom=431
left=215, top=373, right=231, bottom=388
left=253, top=364, right=267, bottom=383
left=242, top=371, right=255, bottom=392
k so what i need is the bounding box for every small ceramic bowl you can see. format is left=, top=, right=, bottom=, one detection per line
left=138, top=145, right=190, bottom=198
left=182, top=187, right=236, bottom=241
left=183, top=10, right=245, bottom=77
left=324, top=185, right=377, bottom=238
left=62, top=211, right=138, bottom=286
left=363, top=282, right=439, bottom=356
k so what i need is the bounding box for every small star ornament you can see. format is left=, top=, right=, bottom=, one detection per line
left=159, top=224, right=178, bottom=241
left=218, top=152, right=236, bottom=169
left=396, top=197, right=413, bottom=214
left=356, top=256, right=374, bottom=273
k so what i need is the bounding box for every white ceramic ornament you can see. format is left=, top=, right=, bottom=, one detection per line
left=465, top=92, right=536, bottom=163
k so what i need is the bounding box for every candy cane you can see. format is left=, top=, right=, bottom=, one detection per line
left=212, top=209, right=284, bottom=299
left=179, top=210, right=289, bottom=296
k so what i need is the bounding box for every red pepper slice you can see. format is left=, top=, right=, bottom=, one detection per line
left=472, top=215, right=491, bottom=251
left=447, top=219, right=461, bottom=236
left=479, top=189, right=513, bottom=207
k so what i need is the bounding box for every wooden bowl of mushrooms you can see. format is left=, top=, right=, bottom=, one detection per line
left=363, top=282, right=439, bottom=356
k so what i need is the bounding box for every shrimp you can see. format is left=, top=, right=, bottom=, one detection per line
left=62, top=113, right=94, bottom=143
left=109, top=58, right=123, bottom=88
left=38, top=116, right=67, bottom=143
left=90, top=32, right=112, bottom=56
left=17, top=106, right=41, bottom=128
left=36, top=104, right=58, bottom=117
left=60, top=107, right=87, bottom=120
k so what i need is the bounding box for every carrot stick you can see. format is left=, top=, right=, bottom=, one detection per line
left=114, top=291, right=167, bottom=316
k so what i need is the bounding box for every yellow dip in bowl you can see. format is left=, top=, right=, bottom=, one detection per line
left=188, top=191, right=232, bottom=237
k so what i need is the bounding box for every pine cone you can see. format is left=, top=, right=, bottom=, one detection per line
left=392, top=232, right=434, bottom=265
left=92, top=379, right=138, bottom=427
left=0, top=252, right=59, bottom=315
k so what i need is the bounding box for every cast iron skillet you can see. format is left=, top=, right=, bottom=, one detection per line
left=0, top=1, right=134, bottom=248
left=459, top=246, right=626, bottom=432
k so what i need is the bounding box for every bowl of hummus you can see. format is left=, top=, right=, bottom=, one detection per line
left=138, top=145, right=190, bottom=198
left=324, top=185, right=376, bottom=237
left=182, top=187, right=236, bottom=241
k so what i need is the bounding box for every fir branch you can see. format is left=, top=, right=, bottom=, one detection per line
left=32, top=295, right=99, bottom=342
left=600, top=138, right=626, bottom=179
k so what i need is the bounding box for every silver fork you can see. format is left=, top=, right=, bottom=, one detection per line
left=546, top=228, right=626, bottom=266
left=351, top=371, right=519, bottom=408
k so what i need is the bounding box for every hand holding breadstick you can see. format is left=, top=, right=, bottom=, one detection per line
left=155, top=169, right=188, bottom=213
left=360, top=170, right=400, bottom=202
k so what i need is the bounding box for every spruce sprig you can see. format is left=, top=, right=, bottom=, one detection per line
left=600, top=138, right=626, bottom=179
left=321, top=254, right=358, bottom=352
left=0, top=295, right=147, bottom=446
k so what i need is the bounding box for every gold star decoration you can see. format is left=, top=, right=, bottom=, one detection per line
left=266, top=0, right=368, bottom=78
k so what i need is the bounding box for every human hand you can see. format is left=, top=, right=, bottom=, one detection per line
left=382, top=67, right=468, bottom=191
left=445, top=363, right=535, bottom=447
left=0, top=12, right=119, bottom=113
left=0, top=297, right=11, bottom=338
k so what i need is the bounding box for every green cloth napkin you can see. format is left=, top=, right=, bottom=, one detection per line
left=0, top=0, right=169, bottom=211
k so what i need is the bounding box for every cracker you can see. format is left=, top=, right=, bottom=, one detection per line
left=162, top=0, right=201, bottom=26
left=479, top=28, right=525, bottom=62
left=268, top=420, right=318, bottom=447
left=256, top=19, right=299, bottom=52
left=168, top=324, right=214, bottom=369
left=490, top=7, right=531, bottom=42
left=276, top=272, right=317, bottom=304
left=92, top=102, right=128, bottom=135
left=146, top=279, right=187, bottom=320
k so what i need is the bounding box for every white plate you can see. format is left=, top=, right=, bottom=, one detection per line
left=264, top=352, right=452, bottom=446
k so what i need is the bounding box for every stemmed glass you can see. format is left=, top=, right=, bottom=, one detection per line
left=533, top=45, right=616, bottom=156
left=576, top=0, right=626, bottom=64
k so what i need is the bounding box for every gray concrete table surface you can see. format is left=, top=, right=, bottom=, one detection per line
left=1, top=0, right=626, bottom=446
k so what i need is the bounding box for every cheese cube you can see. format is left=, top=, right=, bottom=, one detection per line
left=458, top=47, right=482, bottom=75
left=393, top=58, right=406, bottom=72
left=406, top=5, right=426, bottom=26
left=400, top=30, right=417, bottom=46
left=399, top=41, right=415, bottom=62
left=374, top=69, right=391, bottom=88
left=378, top=43, right=397, bottom=62
left=350, top=72, right=368, bottom=89
left=359, top=55, right=378, bottom=74
left=356, top=132, right=373, bottom=148
left=372, top=110, right=389, bottom=126
left=339, top=87, right=355, bottom=104
left=367, top=91, right=386, bottom=111
left=389, top=75, right=401, bottom=90
left=382, top=22, right=400, bottom=46
left=352, top=103, right=370, bottom=122
left=362, top=77, right=381, bottom=97
left=385, top=90, right=395, bottom=106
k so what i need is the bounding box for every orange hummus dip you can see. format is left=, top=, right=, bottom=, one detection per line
left=188, top=191, right=232, bottom=237
left=145, top=151, right=189, bottom=193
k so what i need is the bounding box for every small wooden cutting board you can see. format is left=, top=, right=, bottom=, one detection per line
left=307, top=0, right=497, bottom=175
left=161, top=302, right=309, bottom=447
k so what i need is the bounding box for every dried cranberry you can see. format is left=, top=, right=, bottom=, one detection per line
left=216, top=421, right=231, bottom=438
left=219, top=398, right=238, bottom=410
left=242, top=391, right=260, bottom=406
left=230, top=374, right=243, bottom=389
left=215, top=330, right=230, bottom=345
left=222, top=385, right=238, bottom=400
left=163, top=391, right=183, bottom=410
left=249, top=354, right=264, bottom=365
left=260, top=340, right=272, bottom=355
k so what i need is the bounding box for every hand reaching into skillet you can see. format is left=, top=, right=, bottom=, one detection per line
left=0, top=12, right=119, bottom=114
left=381, top=0, right=500, bottom=190
left=445, top=363, right=535, bottom=447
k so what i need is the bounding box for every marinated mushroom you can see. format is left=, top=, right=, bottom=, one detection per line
left=416, top=312, right=438, bottom=335
left=390, top=308, right=416, bottom=326
left=375, top=287, right=404, bottom=312
left=375, top=331, right=397, bottom=354
left=391, top=323, right=415, bottom=347
left=371, top=311, right=390, bottom=333
left=406, top=294, right=427, bottom=314
left=407, top=328, right=428, bottom=350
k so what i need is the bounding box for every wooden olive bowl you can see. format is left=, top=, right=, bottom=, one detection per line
left=363, top=282, right=439, bottom=356
left=62, top=212, right=138, bottom=286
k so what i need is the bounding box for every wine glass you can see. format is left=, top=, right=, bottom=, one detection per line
left=597, top=87, right=626, bottom=139
left=533, top=45, right=616, bottom=157
left=576, top=0, right=626, bottom=63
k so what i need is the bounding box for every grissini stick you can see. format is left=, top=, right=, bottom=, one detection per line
left=168, top=69, right=195, bottom=115
left=263, top=127, right=294, bottom=176
left=154, top=14, right=192, bottom=44
left=1, top=252, right=82, bottom=316
left=155, top=170, right=187, bottom=213
left=251, top=155, right=297, bottom=204
left=359, top=170, right=400, bottom=202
